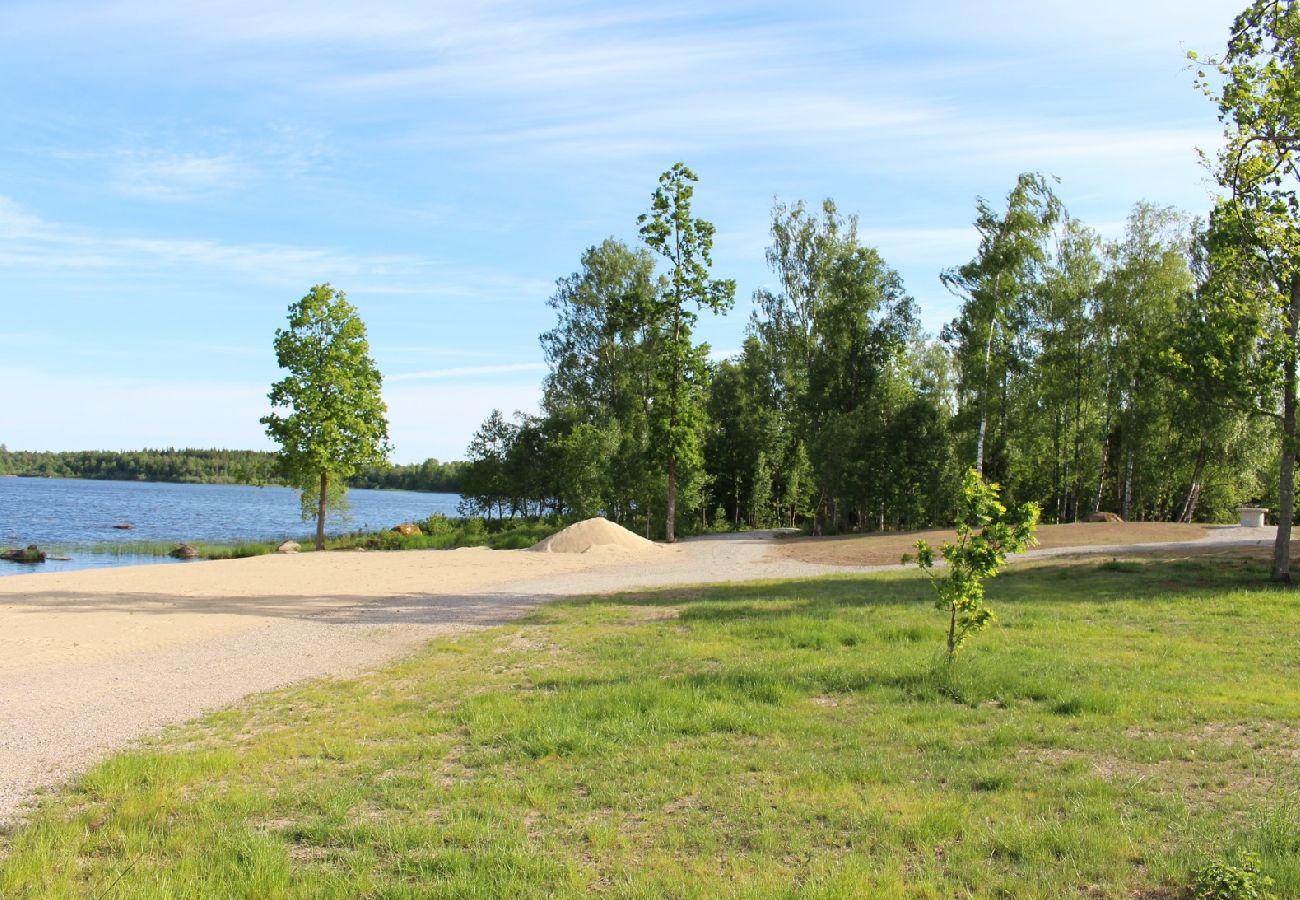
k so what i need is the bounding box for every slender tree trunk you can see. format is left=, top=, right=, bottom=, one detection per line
left=1272, top=275, right=1300, bottom=582
left=947, top=603, right=957, bottom=661
left=665, top=304, right=682, bottom=544
left=1121, top=446, right=1134, bottom=522
left=665, top=457, right=677, bottom=543
left=316, top=470, right=328, bottom=551
left=975, top=322, right=994, bottom=476
left=1094, top=406, right=1111, bottom=515
left=1070, top=339, right=1085, bottom=522
left=1178, top=440, right=1208, bottom=524
left=1053, top=409, right=1063, bottom=523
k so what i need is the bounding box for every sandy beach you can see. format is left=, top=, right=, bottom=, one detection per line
left=0, top=523, right=1278, bottom=824
left=0, top=531, right=854, bottom=824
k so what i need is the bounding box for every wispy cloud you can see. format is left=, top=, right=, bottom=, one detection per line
left=113, top=152, right=244, bottom=200
left=0, top=195, right=545, bottom=301
left=387, top=363, right=545, bottom=382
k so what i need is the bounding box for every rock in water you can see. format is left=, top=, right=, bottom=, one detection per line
left=112, top=523, right=133, bottom=530
left=1, top=544, right=47, bottom=563
left=275, top=540, right=301, bottom=554
left=169, top=543, right=201, bottom=559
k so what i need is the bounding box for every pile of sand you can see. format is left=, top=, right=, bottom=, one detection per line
left=530, top=517, right=662, bottom=554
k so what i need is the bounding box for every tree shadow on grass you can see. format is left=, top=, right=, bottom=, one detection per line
left=553, top=551, right=1286, bottom=624
left=1, top=589, right=561, bottom=628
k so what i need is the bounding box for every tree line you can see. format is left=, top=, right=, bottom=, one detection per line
left=0, top=446, right=464, bottom=493
left=457, top=163, right=1277, bottom=541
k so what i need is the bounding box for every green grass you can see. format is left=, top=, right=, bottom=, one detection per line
left=76, top=540, right=279, bottom=560
left=3, top=553, right=1299, bottom=897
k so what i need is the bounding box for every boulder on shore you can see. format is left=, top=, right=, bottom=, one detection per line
left=1085, top=511, right=1124, bottom=523
left=1, top=544, right=47, bottom=563
left=275, top=540, right=301, bottom=554
left=392, top=523, right=423, bottom=537
left=169, top=543, right=201, bottom=559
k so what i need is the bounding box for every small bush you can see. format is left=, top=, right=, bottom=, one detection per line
left=1195, top=850, right=1275, bottom=900
left=421, top=514, right=457, bottom=538
left=202, top=543, right=274, bottom=560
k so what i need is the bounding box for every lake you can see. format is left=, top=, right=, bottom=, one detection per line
left=0, top=477, right=462, bottom=577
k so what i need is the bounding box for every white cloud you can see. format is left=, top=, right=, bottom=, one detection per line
left=113, top=152, right=244, bottom=200
left=0, top=195, right=546, bottom=301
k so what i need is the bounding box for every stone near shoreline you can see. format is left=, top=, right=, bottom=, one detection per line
left=168, top=544, right=201, bottom=559
left=1, top=545, right=47, bottom=563
left=275, top=540, right=301, bottom=554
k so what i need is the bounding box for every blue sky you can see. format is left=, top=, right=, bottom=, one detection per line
left=2, top=1, right=1237, bottom=463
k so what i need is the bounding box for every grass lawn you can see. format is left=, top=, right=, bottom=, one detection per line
left=2, top=552, right=1298, bottom=897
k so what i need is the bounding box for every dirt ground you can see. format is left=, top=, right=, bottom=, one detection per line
left=774, top=522, right=1209, bottom=567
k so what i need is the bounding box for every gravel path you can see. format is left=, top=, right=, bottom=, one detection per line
left=0, top=526, right=1278, bottom=825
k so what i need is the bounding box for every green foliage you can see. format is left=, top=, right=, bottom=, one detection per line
left=747, top=197, right=926, bottom=534
left=1196, top=850, right=1277, bottom=900
left=459, top=408, right=517, bottom=519
left=0, top=447, right=280, bottom=485
left=510, top=182, right=1279, bottom=537
left=942, top=173, right=1061, bottom=480
left=261, top=284, right=392, bottom=549
left=637, top=162, right=736, bottom=541
left=538, top=239, right=659, bottom=530
left=324, top=516, right=561, bottom=552
left=909, top=469, right=1039, bottom=659
left=1194, top=0, right=1300, bottom=578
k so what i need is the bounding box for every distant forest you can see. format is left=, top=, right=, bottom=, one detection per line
left=0, top=447, right=465, bottom=494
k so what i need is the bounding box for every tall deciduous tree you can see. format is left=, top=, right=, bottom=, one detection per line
left=539, top=238, right=660, bottom=527
left=262, top=284, right=391, bottom=550
left=638, top=163, right=736, bottom=541
left=943, top=174, right=1061, bottom=479
left=751, top=198, right=920, bottom=533
left=1098, top=204, right=1194, bottom=520
left=1196, top=0, right=1300, bottom=580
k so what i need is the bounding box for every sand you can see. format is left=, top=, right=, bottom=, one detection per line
left=775, top=521, right=1211, bottom=567
left=530, top=517, right=662, bottom=554
left=0, top=548, right=601, bottom=823
left=0, top=522, right=1275, bottom=824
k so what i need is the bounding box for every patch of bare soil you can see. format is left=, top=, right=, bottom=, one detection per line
left=776, top=522, right=1208, bottom=568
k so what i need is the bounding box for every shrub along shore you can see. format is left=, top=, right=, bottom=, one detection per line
left=62, top=515, right=570, bottom=561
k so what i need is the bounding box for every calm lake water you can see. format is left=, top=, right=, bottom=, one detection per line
left=0, top=477, right=462, bottom=577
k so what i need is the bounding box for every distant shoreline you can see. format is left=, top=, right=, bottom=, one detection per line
left=0, top=448, right=465, bottom=493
